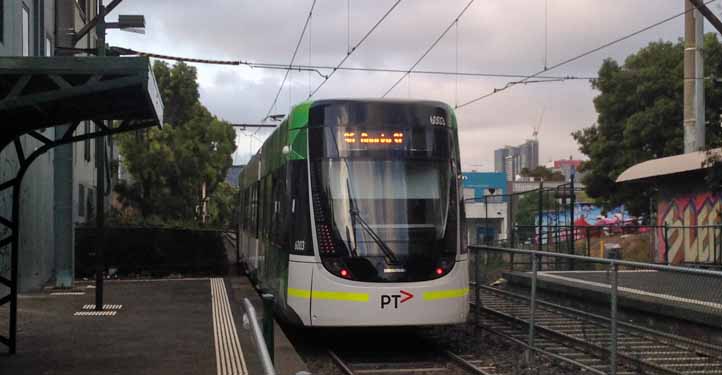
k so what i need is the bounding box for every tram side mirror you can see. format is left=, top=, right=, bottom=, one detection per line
left=282, top=145, right=291, bottom=155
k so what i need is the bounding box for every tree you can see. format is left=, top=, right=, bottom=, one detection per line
left=115, top=61, right=236, bottom=225
left=520, top=166, right=565, bottom=182
left=207, top=182, right=240, bottom=227
left=573, top=34, right=722, bottom=216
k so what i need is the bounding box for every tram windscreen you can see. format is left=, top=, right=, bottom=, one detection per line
left=312, top=126, right=460, bottom=282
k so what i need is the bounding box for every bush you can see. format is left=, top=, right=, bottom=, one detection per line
left=76, top=226, right=229, bottom=278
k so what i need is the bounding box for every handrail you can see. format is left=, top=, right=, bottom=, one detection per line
left=470, top=244, right=722, bottom=277
left=243, top=298, right=277, bottom=375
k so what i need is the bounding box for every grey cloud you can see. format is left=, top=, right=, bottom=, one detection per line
left=108, top=0, right=715, bottom=169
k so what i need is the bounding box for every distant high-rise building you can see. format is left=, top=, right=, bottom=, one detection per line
left=518, top=139, right=539, bottom=172
left=494, top=139, right=539, bottom=181
left=494, top=148, right=510, bottom=173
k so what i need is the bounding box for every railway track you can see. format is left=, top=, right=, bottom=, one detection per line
left=476, top=286, right=722, bottom=375
left=328, top=348, right=500, bottom=375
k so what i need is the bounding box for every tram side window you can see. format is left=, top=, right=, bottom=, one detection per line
left=270, top=166, right=289, bottom=248
left=288, top=161, right=313, bottom=256
left=253, top=182, right=260, bottom=238
left=240, top=189, right=247, bottom=231
left=261, top=175, right=273, bottom=240
left=248, top=183, right=259, bottom=238
left=245, top=189, right=252, bottom=232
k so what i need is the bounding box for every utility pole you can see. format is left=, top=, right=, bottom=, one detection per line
left=684, top=0, right=705, bottom=153
left=94, top=1, right=107, bottom=311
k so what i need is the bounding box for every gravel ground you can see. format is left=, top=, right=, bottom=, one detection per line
left=280, top=320, right=589, bottom=375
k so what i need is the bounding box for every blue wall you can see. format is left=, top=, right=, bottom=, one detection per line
left=462, top=172, right=507, bottom=201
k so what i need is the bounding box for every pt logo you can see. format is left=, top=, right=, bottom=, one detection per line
left=380, top=290, right=414, bottom=309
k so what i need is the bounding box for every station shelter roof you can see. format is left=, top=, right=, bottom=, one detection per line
left=616, top=148, right=722, bottom=183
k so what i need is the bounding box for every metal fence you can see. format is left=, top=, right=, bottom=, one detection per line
left=470, top=244, right=722, bottom=375
left=242, top=298, right=278, bottom=375
left=510, top=224, right=722, bottom=267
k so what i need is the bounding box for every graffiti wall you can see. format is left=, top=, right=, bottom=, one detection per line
left=657, top=192, right=722, bottom=264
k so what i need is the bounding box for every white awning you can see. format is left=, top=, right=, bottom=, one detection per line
left=616, top=148, right=721, bottom=183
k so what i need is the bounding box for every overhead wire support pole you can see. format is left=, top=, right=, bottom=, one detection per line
left=456, top=0, right=717, bottom=109
left=73, top=0, right=123, bottom=44
left=95, top=2, right=107, bottom=312
left=308, top=0, right=403, bottom=99
left=688, top=0, right=722, bottom=34
left=382, top=0, right=476, bottom=98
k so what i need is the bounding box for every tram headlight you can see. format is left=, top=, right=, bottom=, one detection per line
left=433, top=256, right=454, bottom=278
left=322, top=257, right=354, bottom=279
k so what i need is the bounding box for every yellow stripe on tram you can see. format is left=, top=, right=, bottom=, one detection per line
left=287, top=288, right=311, bottom=299
left=423, top=288, right=469, bottom=301
left=287, top=288, right=369, bottom=302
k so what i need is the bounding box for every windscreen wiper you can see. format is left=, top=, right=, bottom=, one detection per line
left=346, top=180, right=399, bottom=265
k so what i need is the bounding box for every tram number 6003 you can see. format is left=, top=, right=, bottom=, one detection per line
left=294, top=240, right=305, bottom=251
left=429, top=115, right=446, bottom=126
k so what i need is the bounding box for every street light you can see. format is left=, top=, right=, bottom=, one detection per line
left=107, top=15, right=146, bottom=34
left=93, top=1, right=147, bottom=312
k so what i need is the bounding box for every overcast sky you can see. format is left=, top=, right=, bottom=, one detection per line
left=107, top=0, right=722, bottom=171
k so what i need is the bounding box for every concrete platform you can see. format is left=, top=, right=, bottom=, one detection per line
left=505, top=270, right=722, bottom=328
left=0, top=276, right=309, bottom=375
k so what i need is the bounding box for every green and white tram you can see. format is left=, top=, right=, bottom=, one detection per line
left=238, top=99, right=468, bottom=326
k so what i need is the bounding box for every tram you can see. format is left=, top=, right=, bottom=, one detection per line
left=238, top=99, right=468, bottom=326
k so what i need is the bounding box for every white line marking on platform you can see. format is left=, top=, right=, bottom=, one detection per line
left=106, top=277, right=211, bottom=283
left=73, top=311, right=117, bottom=316
left=82, top=304, right=123, bottom=310
left=211, top=277, right=248, bottom=375
left=544, top=270, right=656, bottom=274
left=539, top=273, right=722, bottom=311
left=50, top=292, right=85, bottom=296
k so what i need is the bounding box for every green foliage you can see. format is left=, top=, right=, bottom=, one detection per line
left=514, top=191, right=556, bottom=228
left=520, top=166, right=565, bottom=182
left=208, top=182, right=240, bottom=227
left=115, top=61, right=237, bottom=225
left=573, top=34, right=722, bottom=216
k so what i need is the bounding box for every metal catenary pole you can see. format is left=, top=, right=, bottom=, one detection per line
left=526, top=254, right=539, bottom=367
left=609, top=262, right=619, bottom=375
left=537, top=180, right=544, bottom=264
left=94, top=2, right=107, bottom=311
left=569, top=175, right=576, bottom=269
left=664, top=223, right=670, bottom=265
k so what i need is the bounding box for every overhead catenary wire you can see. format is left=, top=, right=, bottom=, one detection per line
left=262, top=0, right=317, bottom=124
left=126, top=49, right=596, bottom=81
left=382, top=0, right=476, bottom=98
left=456, top=0, right=717, bottom=109
left=307, top=0, right=403, bottom=99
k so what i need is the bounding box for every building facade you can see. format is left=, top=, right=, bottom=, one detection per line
left=494, top=139, right=539, bottom=181
left=463, top=172, right=508, bottom=245
left=0, top=0, right=103, bottom=291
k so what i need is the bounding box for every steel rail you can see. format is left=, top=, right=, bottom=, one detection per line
left=470, top=310, right=607, bottom=375
left=444, top=350, right=498, bottom=375
left=329, top=347, right=492, bottom=375
left=475, top=288, right=722, bottom=374
left=480, top=285, right=722, bottom=359
left=328, top=350, right=355, bottom=375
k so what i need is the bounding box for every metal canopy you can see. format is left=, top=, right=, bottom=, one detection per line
left=0, top=56, right=163, bottom=354
left=0, top=56, right=163, bottom=146
left=616, top=148, right=721, bottom=183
